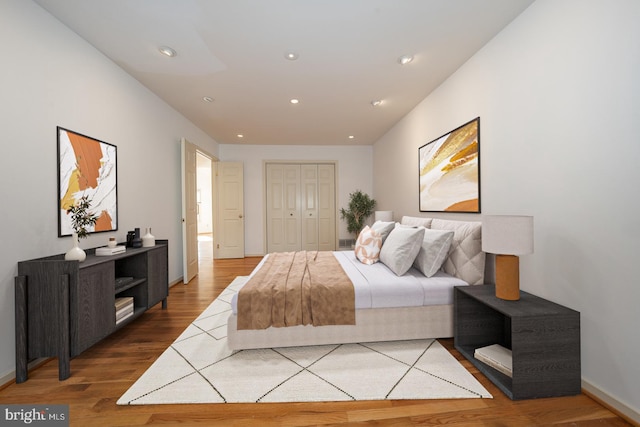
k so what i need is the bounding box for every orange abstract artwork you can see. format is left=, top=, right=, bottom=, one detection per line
left=419, top=118, right=480, bottom=213
left=58, top=127, right=117, bottom=236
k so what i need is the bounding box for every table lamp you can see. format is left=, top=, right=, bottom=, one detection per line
left=481, top=215, right=534, bottom=300
left=374, top=211, right=393, bottom=222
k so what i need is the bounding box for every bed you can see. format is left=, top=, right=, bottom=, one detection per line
left=227, top=216, right=493, bottom=350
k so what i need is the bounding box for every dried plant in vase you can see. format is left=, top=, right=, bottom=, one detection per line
left=66, top=195, right=99, bottom=239
left=64, top=195, right=99, bottom=261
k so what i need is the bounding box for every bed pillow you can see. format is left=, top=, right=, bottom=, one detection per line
left=371, top=220, right=395, bottom=243
left=379, top=225, right=425, bottom=275
left=354, top=226, right=382, bottom=265
left=431, top=218, right=485, bottom=285
left=400, top=216, right=433, bottom=228
left=413, top=229, right=455, bottom=277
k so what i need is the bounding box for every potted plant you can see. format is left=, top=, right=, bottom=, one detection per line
left=340, top=190, right=376, bottom=241
left=65, top=195, right=99, bottom=261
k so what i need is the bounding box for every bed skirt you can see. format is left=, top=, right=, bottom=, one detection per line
left=227, top=304, right=454, bottom=350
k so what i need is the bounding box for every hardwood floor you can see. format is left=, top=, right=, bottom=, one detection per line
left=1, top=254, right=633, bottom=426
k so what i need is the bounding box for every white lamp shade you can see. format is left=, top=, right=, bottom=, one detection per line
left=374, top=211, right=393, bottom=222
left=482, top=215, right=534, bottom=255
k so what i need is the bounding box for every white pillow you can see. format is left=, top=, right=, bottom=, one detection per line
left=370, top=220, right=395, bottom=243
left=400, top=216, right=433, bottom=228
left=413, top=229, right=454, bottom=277
left=355, top=226, right=382, bottom=265
left=379, top=225, right=425, bottom=276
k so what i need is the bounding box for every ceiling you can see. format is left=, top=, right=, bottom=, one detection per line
left=34, top=0, right=534, bottom=145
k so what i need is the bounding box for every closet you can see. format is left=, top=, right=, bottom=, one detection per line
left=266, top=163, right=336, bottom=253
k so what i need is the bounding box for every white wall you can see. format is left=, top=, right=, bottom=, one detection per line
left=374, top=0, right=640, bottom=418
left=219, top=144, right=373, bottom=255
left=0, top=1, right=219, bottom=380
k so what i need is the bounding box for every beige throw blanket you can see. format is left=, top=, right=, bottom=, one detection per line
left=236, top=251, right=355, bottom=330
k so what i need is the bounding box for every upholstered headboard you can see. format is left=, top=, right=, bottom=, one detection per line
left=400, top=216, right=494, bottom=285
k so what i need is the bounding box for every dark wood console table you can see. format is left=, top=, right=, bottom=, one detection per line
left=454, top=285, right=580, bottom=400
left=15, top=240, right=168, bottom=382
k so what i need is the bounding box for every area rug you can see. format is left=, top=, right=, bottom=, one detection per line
left=118, top=277, right=491, bottom=405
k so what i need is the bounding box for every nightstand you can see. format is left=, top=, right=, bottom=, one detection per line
left=454, top=285, right=581, bottom=400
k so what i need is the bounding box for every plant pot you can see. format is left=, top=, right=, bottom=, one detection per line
left=65, top=232, right=86, bottom=262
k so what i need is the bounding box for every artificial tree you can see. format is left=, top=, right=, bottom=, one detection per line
left=339, top=190, right=376, bottom=238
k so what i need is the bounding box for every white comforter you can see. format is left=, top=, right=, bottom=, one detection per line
left=231, top=251, right=468, bottom=314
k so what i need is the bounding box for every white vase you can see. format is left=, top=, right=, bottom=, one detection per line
left=142, top=227, right=156, bottom=247
left=65, top=232, right=86, bottom=262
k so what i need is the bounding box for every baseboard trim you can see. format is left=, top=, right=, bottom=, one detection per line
left=0, top=358, right=50, bottom=391
left=582, top=379, right=640, bottom=426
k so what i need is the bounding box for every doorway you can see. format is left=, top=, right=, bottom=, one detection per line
left=197, top=152, right=214, bottom=264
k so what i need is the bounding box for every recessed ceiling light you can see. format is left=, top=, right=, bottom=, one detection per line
left=371, top=100, right=382, bottom=107
left=202, top=96, right=214, bottom=103
left=398, top=54, right=413, bottom=65
left=348, top=135, right=355, bottom=139
left=284, top=51, right=299, bottom=61
left=237, top=134, right=244, bottom=138
left=290, top=99, right=299, bottom=104
left=159, top=46, right=177, bottom=57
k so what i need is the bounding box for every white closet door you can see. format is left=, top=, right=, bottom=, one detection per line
left=317, top=164, right=336, bottom=251
left=266, top=162, right=336, bottom=253
left=301, top=164, right=318, bottom=250
left=266, top=164, right=301, bottom=252
left=282, top=165, right=301, bottom=251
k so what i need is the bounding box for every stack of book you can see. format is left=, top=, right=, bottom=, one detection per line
left=115, top=297, right=134, bottom=325
left=474, top=344, right=513, bottom=377
left=96, top=246, right=126, bottom=256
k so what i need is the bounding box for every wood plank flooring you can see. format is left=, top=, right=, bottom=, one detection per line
left=0, top=254, right=633, bottom=426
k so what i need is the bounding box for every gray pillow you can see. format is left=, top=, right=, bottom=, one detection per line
left=379, top=225, right=425, bottom=276
left=371, top=220, right=395, bottom=243
left=413, top=229, right=454, bottom=277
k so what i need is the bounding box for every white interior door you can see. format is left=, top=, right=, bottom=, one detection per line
left=266, top=164, right=302, bottom=253
left=215, top=162, right=245, bottom=259
left=181, top=138, right=198, bottom=284
left=317, top=164, right=336, bottom=251
left=301, top=164, right=318, bottom=250
left=266, top=162, right=336, bottom=253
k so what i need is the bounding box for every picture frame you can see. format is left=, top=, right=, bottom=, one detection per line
left=418, top=117, right=480, bottom=213
left=57, top=127, right=118, bottom=237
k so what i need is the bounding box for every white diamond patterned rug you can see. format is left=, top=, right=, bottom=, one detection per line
left=117, top=277, right=491, bottom=405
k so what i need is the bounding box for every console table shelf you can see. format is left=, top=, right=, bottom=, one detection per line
left=15, top=240, right=169, bottom=382
left=454, top=285, right=581, bottom=400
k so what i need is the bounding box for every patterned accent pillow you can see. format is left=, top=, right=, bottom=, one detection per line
left=355, top=226, right=382, bottom=265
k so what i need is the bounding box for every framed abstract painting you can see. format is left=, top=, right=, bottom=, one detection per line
left=57, top=127, right=118, bottom=237
left=418, top=117, right=480, bottom=213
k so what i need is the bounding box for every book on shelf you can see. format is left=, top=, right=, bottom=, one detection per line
left=474, top=344, right=513, bottom=377
left=95, top=246, right=126, bottom=256
left=115, top=296, right=134, bottom=323
left=115, top=296, right=134, bottom=311
left=116, top=306, right=134, bottom=321
left=115, top=310, right=134, bottom=325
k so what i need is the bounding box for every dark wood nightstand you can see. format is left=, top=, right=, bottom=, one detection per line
left=454, top=285, right=581, bottom=400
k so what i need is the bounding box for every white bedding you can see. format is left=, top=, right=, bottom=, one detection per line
left=230, top=250, right=468, bottom=314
